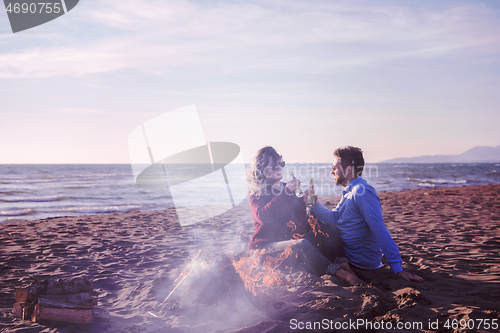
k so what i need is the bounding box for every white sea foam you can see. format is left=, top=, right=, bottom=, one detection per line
left=0, top=179, right=54, bottom=184
left=412, top=178, right=467, bottom=186
left=63, top=185, right=91, bottom=189
left=0, top=195, right=67, bottom=202
left=59, top=205, right=141, bottom=214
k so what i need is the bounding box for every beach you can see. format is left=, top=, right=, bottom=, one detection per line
left=1, top=184, right=499, bottom=332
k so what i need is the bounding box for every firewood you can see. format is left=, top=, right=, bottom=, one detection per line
left=26, top=276, right=93, bottom=300
left=13, top=276, right=96, bottom=325
left=32, top=303, right=93, bottom=324
left=12, top=300, right=37, bottom=320
left=25, top=300, right=37, bottom=320
left=37, top=297, right=96, bottom=309
left=37, top=292, right=95, bottom=305
left=14, top=288, right=29, bottom=303
left=26, top=281, right=45, bottom=301
left=11, top=302, right=28, bottom=317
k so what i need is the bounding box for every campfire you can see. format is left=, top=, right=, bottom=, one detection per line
left=232, top=244, right=305, bottom=297
left=232, top=215, right=328, bottom=297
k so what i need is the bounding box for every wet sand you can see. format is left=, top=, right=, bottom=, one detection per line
left=1, top=185, right=499, bottom=332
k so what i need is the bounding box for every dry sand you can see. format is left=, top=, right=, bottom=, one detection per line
left=1, top=185, right=499, bottom=332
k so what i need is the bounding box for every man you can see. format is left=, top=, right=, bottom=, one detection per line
left=307, top=146, right=422, bottom=281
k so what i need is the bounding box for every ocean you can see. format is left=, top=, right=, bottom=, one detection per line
left=1, top=163, right=500, bottom=224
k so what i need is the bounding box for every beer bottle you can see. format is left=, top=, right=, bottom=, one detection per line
left=306, top=179, right=315, bottom=208
left=289, top=171, right=304, bottom=198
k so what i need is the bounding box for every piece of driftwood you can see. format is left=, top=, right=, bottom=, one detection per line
left=14, top=288, right=29, bottom=303
left=32, top=303, right=93, bottom=324
left=12, top=302, right=23, bottom=317
left=11, top=302, right=29, bottom=318
left=13, top=276, right=96, bottom=326
left=37, top=292, right=95, bottom=305
left=37, top=297, right=96, bottom=309
left=12, top=300, right=37, bottom=320
left=17, top=276, right=93, bottom=301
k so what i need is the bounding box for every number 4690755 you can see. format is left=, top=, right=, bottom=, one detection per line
left=6, top=2, right=61, bottom=14
left=444, top=318, right=498, bottom=330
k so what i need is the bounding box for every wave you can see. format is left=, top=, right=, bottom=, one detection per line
left=0, top=179, right=54, bottom=184
left=58, top=205, right=141, bottom=215
left=0, top=195, right=68, bottom=203
left=60, top=173, right=124, bottom=180
left=407, top=177, right=467, bottom=184
left=0, top=208, right=36, bottom=217
left=63, top=185, right=91, bottom=189
left=417, top=182, right=435, bottom=188
left=0, top=191, right=23, bottom=196
left=416, top=179, right=467, bottom=188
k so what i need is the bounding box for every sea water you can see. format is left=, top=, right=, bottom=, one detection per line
left=1, top=163, right=500, bottom=224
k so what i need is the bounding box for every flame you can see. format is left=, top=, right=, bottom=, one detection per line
left=232, top=217, right=329, bottom=297
left=232, top=243, right=299, bottom=297
left=287, top=220, right=306, bottom=239
left=308, top=214, right=327, bottom=238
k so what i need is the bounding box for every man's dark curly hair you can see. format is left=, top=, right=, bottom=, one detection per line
left=334, top=146, right=365, bottom=177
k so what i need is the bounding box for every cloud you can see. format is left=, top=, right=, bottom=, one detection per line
left=54, top=107, right=112, bottom=114
left=0, top=0, right=499, bottom=78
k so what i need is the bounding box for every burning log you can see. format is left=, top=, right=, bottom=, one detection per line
left=231, top=244, right=310, bottom=297
left=232, top=250, right=285, bottom=297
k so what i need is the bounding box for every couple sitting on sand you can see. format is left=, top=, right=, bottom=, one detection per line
left=246, top=146, right=422, bottom=286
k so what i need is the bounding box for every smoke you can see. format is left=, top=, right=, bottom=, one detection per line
left=144, top=201, right=267, bottom=332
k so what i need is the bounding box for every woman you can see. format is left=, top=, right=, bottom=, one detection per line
left=247, top=146, right=363, bottom=285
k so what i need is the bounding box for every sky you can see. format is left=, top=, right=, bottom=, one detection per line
left=1, top=0, right=499, bottom=164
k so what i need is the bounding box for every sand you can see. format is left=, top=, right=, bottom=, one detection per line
left=1, top=184, right=499, bottom=332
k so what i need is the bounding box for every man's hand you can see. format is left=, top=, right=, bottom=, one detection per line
left=304, top=188, right=319, bottom=207
left=397, top=271, right=423, bottom=281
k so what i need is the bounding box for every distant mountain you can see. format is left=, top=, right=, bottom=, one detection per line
left=379, top=145, right=500, bottom=163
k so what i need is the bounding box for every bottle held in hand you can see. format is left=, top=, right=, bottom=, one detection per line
left=307, top=178, right=315, bottom=208
left=289, top=171, right=304, bottom=198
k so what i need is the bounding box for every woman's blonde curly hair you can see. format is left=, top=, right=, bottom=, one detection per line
left=247, top=146, right=281, bottom=198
